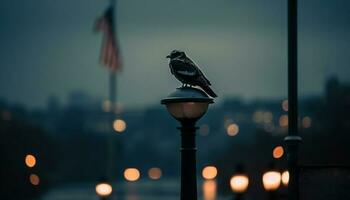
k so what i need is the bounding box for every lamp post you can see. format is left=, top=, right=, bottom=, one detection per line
left=161, top=87, right=214, bottom=200
left=262, top=170, right=281, bottom=200
left=285, top=0, right=302, bottom=199
left=230, top=165, right=249, bottom=200
left=95, top=181, right=113, bottom=200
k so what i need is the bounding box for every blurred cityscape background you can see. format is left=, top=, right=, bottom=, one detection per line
left=1, top=0, right=350, bottom=200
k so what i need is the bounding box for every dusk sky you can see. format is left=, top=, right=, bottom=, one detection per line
left=0, top=0, right=349, bottom=108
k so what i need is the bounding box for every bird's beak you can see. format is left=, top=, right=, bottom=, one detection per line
left=166, top=55, right=170, bottom=58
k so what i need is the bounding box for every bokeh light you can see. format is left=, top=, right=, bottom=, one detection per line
left=272, top=146, right=284, bottom=159
left=227, top=124, right=239, bottom=136
left=203, top=180, right=217, bottom=200
left=281, top=170, right=289, bottom=186
left=279, top=115, right=289, bottom=127
left=262, top=171, right=281, bottom=191
left=302, top=116, right=312, bottom=128
left=230, top=174, right=249, bottom=193
left=25, top=154, right=36, bottom=168
left=148, top=167, right=162, bottom=180
left=124, top=168, right=140, bottom=182
left=95, top=183, right=113, bottom=197
left=202, top=166, right=218, bottom=180
left=29, top=174, right=40, bottom=186
left=282, top=100, right=289, bottom=112
left=113, top=119, right=126, bottom=133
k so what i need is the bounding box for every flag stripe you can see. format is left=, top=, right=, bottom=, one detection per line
left=95, top=6, right=122, bottom=71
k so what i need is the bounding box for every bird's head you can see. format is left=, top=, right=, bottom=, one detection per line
left=166, top=50, right=186, bottom=59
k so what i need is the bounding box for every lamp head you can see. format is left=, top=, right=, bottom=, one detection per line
left=161, top=87, right=214, bottom=122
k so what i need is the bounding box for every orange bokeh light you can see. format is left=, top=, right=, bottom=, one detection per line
left=148, top=167, right=162, bottom=180
left=202, top=166, right=218, bottom=180
left=25, top=154, right=36, bottom=168
left=227, top=124, right=239, bottom=136
left=272, top=146, right=284, bottom=159
left=302, top=116, right=312, bottom=128
left=124, top=168, right=140, bottom=182
left=279, top=115, right=288, bottom=127
left=203, top=180, right=217, bottom=200
left=29, top=174, right=40, bottom=186
left=113, top=119, right=126, bottom=133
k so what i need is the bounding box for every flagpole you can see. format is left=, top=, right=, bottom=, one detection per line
left=107, top=70, right=117, bottom=180
left=107, top=0, right=118, bottom=182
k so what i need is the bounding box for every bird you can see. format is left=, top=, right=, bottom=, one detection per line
left=166, top=50, right=217, bottom=98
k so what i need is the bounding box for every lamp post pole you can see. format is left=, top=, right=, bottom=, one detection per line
left=161, top=87, right=214, bottom=200
left=179, top=120, right=198, bottom=200
left=285, top=1, right=302, bottom=200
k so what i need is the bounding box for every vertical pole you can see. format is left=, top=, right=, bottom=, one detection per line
left=110, top=71, right=117, bottom=109
left=285, top=1, right=302, bottom=200
left=107, top=71, right=117, bottom=180
left=179, top=121, right=198, bottom=200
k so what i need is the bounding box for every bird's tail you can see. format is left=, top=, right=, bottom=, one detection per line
left=201, top=85, right=217, bottom=98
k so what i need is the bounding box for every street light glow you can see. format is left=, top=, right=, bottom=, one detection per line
left=272, top=146, right=284, bottom=159
left=282, top=100, right=289, bottom=112
left=148, top=167, right=162, bottom=180
left=262, top=171, right=281, bottom=191
left=124, top=168, right=140, bottom=182
left=25, top=154, right=36, bottom=168
left=95, top=183, right=112, bottom=197
left=202, top=166, right=218, bottom=180
left=281, top=170, right=289, bottom=186
left=302, top=116, right=312, bottom=128
left=113, top=119, right=126, bottom=133
left=203, top=180, right=217, bottom=200
left=29, top=174, right=40, bottom=186
left=166, top=102, right=209, bottom=119
left=227, top=123, right=239, bottom=136
left=230, top=174, right=249, bottom=194
left=279, top=115, right=288, bottom=127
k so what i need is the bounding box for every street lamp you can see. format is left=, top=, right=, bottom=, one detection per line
left=161, top=87, right=214, bottom=200
left=262, top=170, right=281, bottom=200
left=230, top=165, right=249, bottom=200
left=95, top=181, right=112, bottom=200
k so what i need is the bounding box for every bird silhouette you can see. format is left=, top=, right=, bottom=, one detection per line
left=166, top=50, right=217, bottom=97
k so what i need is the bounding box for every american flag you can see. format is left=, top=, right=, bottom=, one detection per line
left=95, top=6, right=122, bottom=71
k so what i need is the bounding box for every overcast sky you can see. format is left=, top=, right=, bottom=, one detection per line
left=0, top=0, right=349, bottom=108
